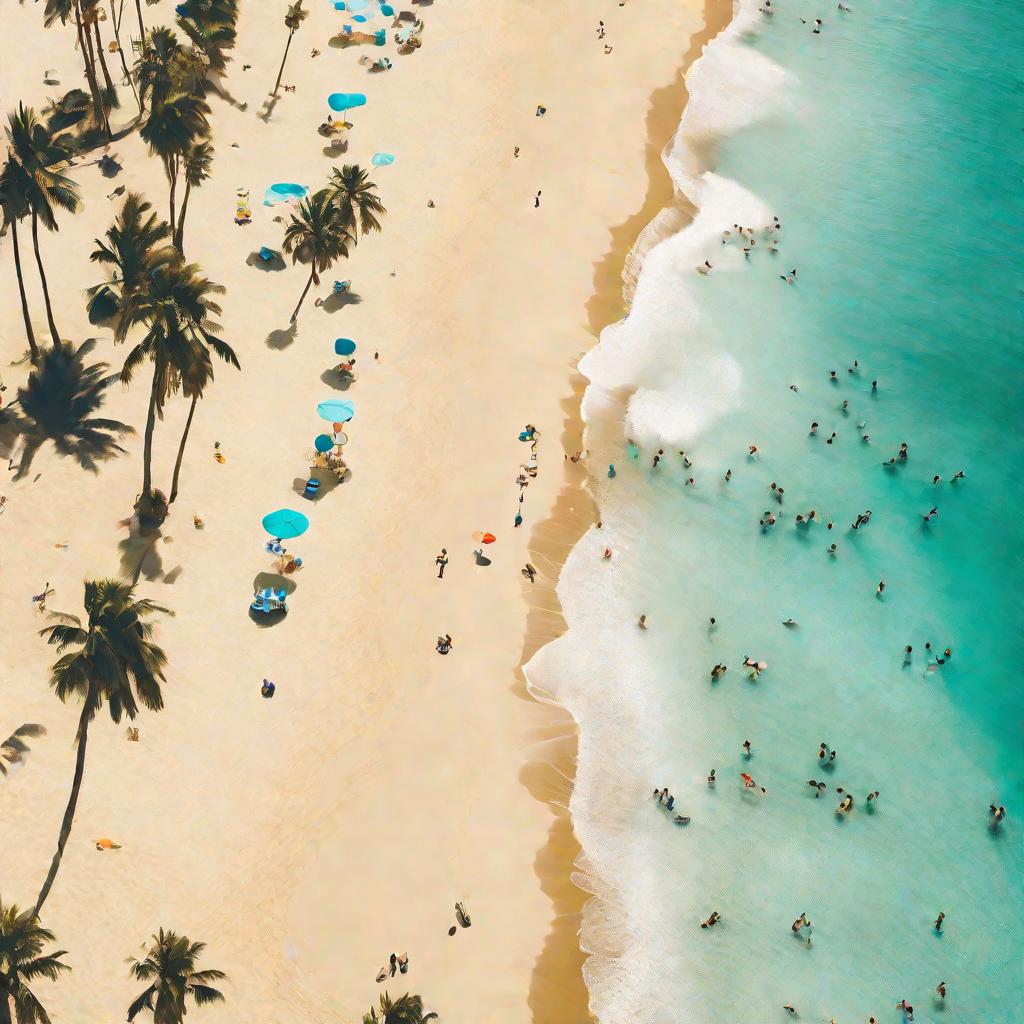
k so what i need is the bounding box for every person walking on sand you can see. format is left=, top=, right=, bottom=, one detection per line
left=435, top=548, right=448, bottom=578
left=534, top=191, right=542, bottom=208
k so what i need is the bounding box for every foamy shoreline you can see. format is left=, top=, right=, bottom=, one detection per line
left=3, top=1, right=709, bottom=1020
left=523, top=1, right=765, bottom=1019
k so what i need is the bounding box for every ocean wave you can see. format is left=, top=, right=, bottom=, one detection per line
left=524, top=3, right=793, bottom=1020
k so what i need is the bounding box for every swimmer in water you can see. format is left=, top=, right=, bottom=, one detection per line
left=936, top=981, right=947, bottom=1000
left=742, top=739, right=752, bottom=757
left=810, top=421, right=819, bottom=435
left=923, top=506, right=939, bottom=522
left=707, top=769, right=716, bottom=785
left=638, top=614, right=648, bottom=630
left=836, top=794, right=854, bottom=814
left=791, top=912, right=811, bottom=934
left=877, top=580, right=886, bottom=595
left=952, top=469, right=966, bottom=480
left=807, top=779, right=826, bottom=798
left=700, top=910, right=721, bottom=929
left=934, top=911, right=945, bottom=932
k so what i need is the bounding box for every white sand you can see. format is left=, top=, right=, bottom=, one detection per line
left=1, top=0, right=703, bottom=1019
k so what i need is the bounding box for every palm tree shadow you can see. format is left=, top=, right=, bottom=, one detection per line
left=319, top=368, right=355, bottom=392
left=118, top=526, right=165, bottom=583
left=11, top=339, right=134, bottom=481
left=258, top=94, right=281, bottom=123
left=0, top=408, right=21, bottom=465
left=319, top=291, right=362, bottom=314
left=266, top=323, right=298, bottom=349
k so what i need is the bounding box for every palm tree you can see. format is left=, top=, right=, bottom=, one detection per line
left=362, top=993, right=432, bottom=1024
left=177, top=0, right=239, bottom=80
left=326, top=164, right=386, bottom=243
left=282, top=189, right=353, bottom=322
left=140, top=90, right=210, bottom=231
left=167, top=352, right=211, bottom=506
left=173, top=138, right=213, bottom=253
left=0, top=900, right=70, bottom=1024
left=127, top=930, right=225, bottom=1023
left=34, top=580, right=169, bottom=913
left=42, top=0, right=110, bottom=136
left=82, top=1, right=123, bottom=116
left=0, top=725, right=46, bottom=778
left=134, top=26, right=185, bottom=117
left=133, top=0, right=146, bottom=45
left=12, top=338, right=134, bottom=480
left=4, top=105, right=82, bottom=348
left=0, top=166, right=39, bottom=363
left=272, top=0, right=308, bottom=97
left=118, top=259, right=229, bottom=522
left=86, top=192, right=174, bottom=328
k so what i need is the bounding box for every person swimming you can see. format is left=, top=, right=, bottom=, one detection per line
left=700, top=910, right=721, bottom=929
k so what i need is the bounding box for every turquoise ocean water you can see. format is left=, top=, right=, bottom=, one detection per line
left=527, top=2, right=1023, bottom=1021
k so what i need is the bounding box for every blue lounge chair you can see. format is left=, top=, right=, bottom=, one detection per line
left=251, top=587, right=288, bottom=614
left=303, top=478, right=321, bottom=500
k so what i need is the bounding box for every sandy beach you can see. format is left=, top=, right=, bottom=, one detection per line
left=2, top=0, right=705, bottom=1020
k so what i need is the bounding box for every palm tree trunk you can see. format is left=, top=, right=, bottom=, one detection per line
left=134, top=0, right=146, bottom=42
left=273, top=29, right=294, bottom=97
left=75, top=1, right=109, bottom=137
left=175, top=179, right=192, bottom=254
left=0, top=988, right=13, bottom=1024
left=168, top=391, right=199, bottom=504
left=109, top=0, right=141, bottom=111
left=9, top=218, right=39, bottom=363
left=34, top=696, right=93, bottom=914
left=30, top=211, right=61, bottom=348
left=166, top=157, right=178, bottom=236
left=92, top=20, right=118, bottom=98
left=141, top=363, right=161, bottom=497
left=291, top=269, right=316, bottom=322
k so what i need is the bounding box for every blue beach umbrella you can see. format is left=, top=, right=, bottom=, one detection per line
left=334, top=337, right=357, bottom=356
left=261, top=509, right=310, bottom=539
left=315, top=433, right=336, bottom=453
left=328, top=93, right=367, bottom=112
left=371, top=152, right=395, bottom=167
left=317, top=399, right=355, bottom=422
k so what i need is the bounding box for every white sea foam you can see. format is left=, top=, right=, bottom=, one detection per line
left=523, top=4, right=793, bottom=1021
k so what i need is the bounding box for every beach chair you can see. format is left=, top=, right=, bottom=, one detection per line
left=251, top=586, right=288, bottom=614
left=302, top=477, right=321, bottom=500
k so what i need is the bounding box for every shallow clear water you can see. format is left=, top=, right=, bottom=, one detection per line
left=531, top=1, right=1024, bottom=1021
